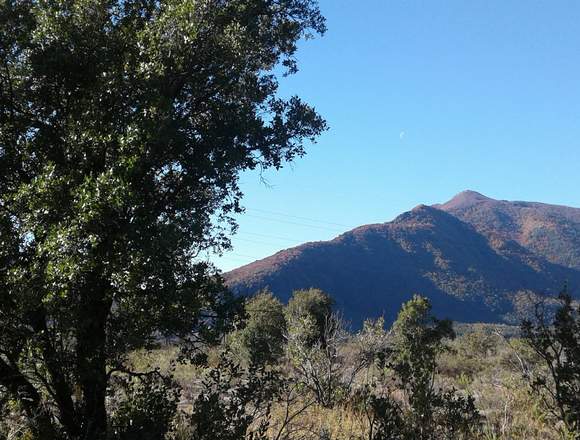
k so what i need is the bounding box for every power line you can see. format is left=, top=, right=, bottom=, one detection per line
left=233, top=237, right=300, bottom=248
left=245, top=214, right=345, bottom=233
left=216, top=255, right=256, bottom=263
left=238, top=231, right=303, bottom=243
left=246, top=207, right=352, bottom=228
left=228, top=252, right=261, bottom=259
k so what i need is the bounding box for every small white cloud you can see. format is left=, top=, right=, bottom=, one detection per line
left=399, top=131, right=406, bottom=140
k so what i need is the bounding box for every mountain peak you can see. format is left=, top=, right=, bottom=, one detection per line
left=226, top=193, right=580, bottom=326
left=436, top=190, right=494, bottom=211
left=458, top=189, right=490, bottom=198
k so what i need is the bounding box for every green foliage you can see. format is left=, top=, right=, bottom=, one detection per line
left=388, top=295, right=478, bottom=439
left=189, top=352, right=282, bottom=440
left=352, top=385, right=406, bottom=440
left=231, top=289, right=287, bottom=365
left=440, top=329, right=505, bottom=379
left=355, top=317, right=391, bottom=370
left=367, top=395, right=406, bottom=440
left=284, top=289, right=352, bottom=408
left=0, top=0, right=326, bottom=437
left=285, top=288, right=334, bottom=345
left=390, top=295, right=455, bottom=411
left=354, top=366, right=479, bottom=440
left=521, top=287, right=580, bottom=435
left=432, top=390, right=480, bottom=440
left=457, top=331, right=500, bottom=360
left=110, top=373, right=179, bottom=440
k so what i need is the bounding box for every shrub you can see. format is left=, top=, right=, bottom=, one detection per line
left=231, top=290, right=287, bottom=366
left=521, top=288, right=580, bottom=435
left=188, top=352, right=281, bottom=440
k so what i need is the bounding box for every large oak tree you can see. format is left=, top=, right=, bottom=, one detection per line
left=0, top=0, right=326, bottom=438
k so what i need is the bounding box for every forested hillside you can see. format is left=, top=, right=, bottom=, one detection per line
left=227, top=191, right=580, bottom=325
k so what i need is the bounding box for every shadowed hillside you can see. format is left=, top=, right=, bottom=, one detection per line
left=226, top=192, right=580, bottom=325
left=437, top=190, right=580, bottom=270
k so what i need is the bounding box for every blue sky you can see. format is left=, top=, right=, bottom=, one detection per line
left=213, top=0, right=580, bottom=272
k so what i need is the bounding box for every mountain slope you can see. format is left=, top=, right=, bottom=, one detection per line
left=226, top=192, right=580, bottom=325
left=436, top=190, right=580, bottom=271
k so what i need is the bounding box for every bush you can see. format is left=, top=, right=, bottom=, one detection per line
left=188, top=352, right=282, bottom=440
left=285, top=289, right=334, bottom=346
left=110, top=373, right=178, bottom=440
left=231, top=290, right=287, bottom=366
left=388, top=295, right=480, bottom=439
left=521, top=288, right=580, bottom=435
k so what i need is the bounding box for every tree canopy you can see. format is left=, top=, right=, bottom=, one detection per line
left=231, top=289, right=287, bottom=365
left=285, top=288, right=334, bottom=345
left=0, top=0, right=326, bottom=438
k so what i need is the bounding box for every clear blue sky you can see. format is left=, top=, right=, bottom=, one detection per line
left=213, top=0, right=580, bottom=272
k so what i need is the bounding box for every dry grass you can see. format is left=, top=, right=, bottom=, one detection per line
left=123, top=328, right=566, bottom=440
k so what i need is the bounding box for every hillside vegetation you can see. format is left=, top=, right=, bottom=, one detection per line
left=2, top=1, right=578, bottom=439
left=5, top=287, right=575, bottom=440
left=226, top=192, right=580, bottom=325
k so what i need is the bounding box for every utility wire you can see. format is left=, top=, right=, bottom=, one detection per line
left=208, top=207, right=356, bottom=268
left=218, top=256, right=255, bottom=263
left=233, top=237, right=301, bottom=248
left=245, top=214, right=346, bottom=232
left=246, top=207, right=352, bottom=228
left=238, top=231, right=303, bottom=243
left=228, top=252, right=261, bottom=259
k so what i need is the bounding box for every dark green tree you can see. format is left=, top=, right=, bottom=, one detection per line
left=284, top=288, right=334, bottom=345
left=521, top=287, right=580, bottom=435
left=189, top=352, right=281, bottom=440
left=0, top=0, right=326, bottom=438
left=284, top=289, right=363, bottom=408
left=109, top=372, right=179, bottom=440
left=389, top=295, right=479, bottom=439
left=390, top=295, right=455, bottom=420
left=231, top=289, right=287, bottom=365
left=352, top=384, right=406, bottom=440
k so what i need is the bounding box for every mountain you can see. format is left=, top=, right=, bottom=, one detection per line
left=436, top=190, right=580, bottom=271
left=225, top=191, right=580, bottom=325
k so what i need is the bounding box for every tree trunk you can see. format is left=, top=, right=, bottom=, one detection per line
left=29, top=308, right=82, bottom=437
left=76, top=279, right=112, bottom=440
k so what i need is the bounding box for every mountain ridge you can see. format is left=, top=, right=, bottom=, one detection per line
left=225, top=191, right=580, bottom=325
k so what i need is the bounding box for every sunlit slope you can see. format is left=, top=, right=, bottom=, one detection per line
left=226, top=192, right=580, bottom=325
